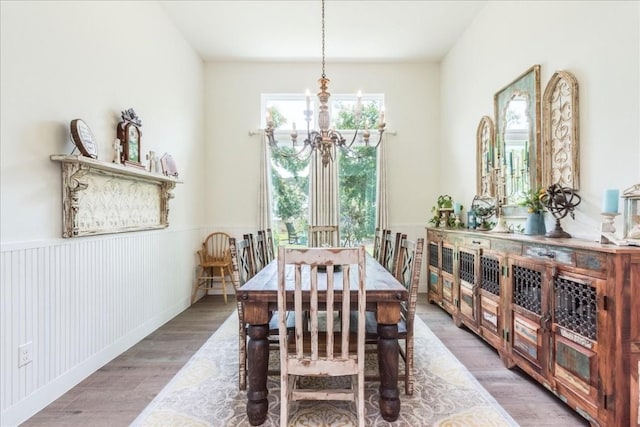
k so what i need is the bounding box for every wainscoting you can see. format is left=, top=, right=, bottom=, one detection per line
left=0, top=227, right=205, bottom=426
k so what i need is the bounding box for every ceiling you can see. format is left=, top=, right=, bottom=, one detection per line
left=160, top=1, right=486, bottom=62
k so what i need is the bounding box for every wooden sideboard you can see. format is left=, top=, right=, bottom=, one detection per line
left=51, top=155, right=181, bottom=238
left=426, top=227, right=640, bottom=426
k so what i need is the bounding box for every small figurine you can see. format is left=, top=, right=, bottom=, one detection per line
left=146, top=151, right=159, bottom=173
left=113, top=138, right=122, bottom=165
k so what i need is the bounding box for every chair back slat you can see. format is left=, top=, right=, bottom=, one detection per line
left=372, top=227, right=384, bottom=262
left=265, top=228, right=275, bottom=262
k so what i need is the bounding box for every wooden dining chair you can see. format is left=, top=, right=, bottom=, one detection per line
left=308, top=225, right=339, bottom=247
left=229, top=236, right=256, bottom=390
left=192, top=231, right=233, bottom=304
left=364, top=237, right=424, bottom=395
left=381, top=231, right=405, bottom=275
left=277, top=246, right=366, bottom=427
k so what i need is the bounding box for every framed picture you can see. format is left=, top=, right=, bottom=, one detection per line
left=70, top=119, right=98, bottom=159
left=117, top=108, right=145, bottom=168
left=160, top=153, right=178, bottom=177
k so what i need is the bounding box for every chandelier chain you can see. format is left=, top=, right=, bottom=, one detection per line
left=321, top=0, right=325, bottom=79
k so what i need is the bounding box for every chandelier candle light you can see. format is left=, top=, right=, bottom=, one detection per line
left=265, top=0, right=386, bottom=167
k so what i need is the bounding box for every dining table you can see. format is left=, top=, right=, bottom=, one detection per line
left=236, top=253, right=409, bottom=426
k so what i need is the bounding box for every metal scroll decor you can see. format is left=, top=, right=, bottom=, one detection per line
left=542, top=71, right=580, bottom=190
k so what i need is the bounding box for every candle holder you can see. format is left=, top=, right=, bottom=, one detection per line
left=599, top=212, right=621, bottom=244
left=491, top=165, right=510, bottom=233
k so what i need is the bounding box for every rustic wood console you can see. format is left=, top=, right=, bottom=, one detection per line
left=426, top=227, right=640, bottom=426
left=51, top=155, right=181, bottom=238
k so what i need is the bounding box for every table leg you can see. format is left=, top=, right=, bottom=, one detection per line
left=246, top=323, right=269, bottom=426
left=377, top=322, right=401, bottom=421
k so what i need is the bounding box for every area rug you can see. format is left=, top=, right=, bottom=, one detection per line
left=131, top=313, right=518, bottom=427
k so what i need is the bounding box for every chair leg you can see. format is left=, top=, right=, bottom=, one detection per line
left=219, top=266, right=228, bottom=304
left=191, top=267, right=203, bottom=305
left=405, top=337, right=414, bottom=396
left=239, top=323, right=247, bottom=390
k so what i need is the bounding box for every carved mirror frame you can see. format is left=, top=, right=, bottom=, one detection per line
left=542, top=70, right=580, bottom=190
left=494, top=64, right=541, bottom=215
left=476, top=115, right=496, bottom=197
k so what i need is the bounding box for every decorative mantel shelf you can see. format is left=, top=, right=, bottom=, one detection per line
left=51, top=155, right=182, bottom=238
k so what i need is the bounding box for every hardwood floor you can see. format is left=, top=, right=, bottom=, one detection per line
left=22, top=295, right=590, bottom=426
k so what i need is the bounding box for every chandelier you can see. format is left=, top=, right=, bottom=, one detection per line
left=265, top=0, right=386, bottom=167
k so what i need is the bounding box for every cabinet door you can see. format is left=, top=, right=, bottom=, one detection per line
left=441, top=241, right=456, bottom=315
left=457, top=245, right=480, bottom=330
left=551, top=269, right=605, bottom=414
left=479, top=250, right=505, bottom=350
left=426, top=238, right=442, bottom=305
left=508, top=256, right=550, bottom=377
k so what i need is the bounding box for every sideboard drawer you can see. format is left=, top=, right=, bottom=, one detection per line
left=463, top=236, right=491, bottom=249
left=523, top=244, right=575, bottom=266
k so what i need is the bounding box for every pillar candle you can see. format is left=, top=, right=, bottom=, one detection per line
left=602, top=189, right=620, bottom=213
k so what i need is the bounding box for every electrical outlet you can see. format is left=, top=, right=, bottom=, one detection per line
left=18, top=342, right=32, bottom=367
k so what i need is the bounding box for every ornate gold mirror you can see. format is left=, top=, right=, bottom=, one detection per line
left=476, top=116, right=495, bottom=197
left=494, top=65, right=541, bottom=213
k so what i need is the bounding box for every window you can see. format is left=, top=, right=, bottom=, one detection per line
left=263, top=93, right=384, bottom=249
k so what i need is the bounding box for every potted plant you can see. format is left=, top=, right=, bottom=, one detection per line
left=518, top=188, right=547, bottom=235
left=429, top=195, right=456, bottom=227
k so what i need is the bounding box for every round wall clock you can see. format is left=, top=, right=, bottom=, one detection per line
left=70, top=119, right=98, bottom=159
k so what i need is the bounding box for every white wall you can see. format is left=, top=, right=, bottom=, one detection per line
left=441, top=0, right=640, bottom=240
left=0, top=2, right=204, bottom=425
left=203, top=61, right=439, bottom=241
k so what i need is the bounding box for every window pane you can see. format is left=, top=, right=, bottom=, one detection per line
left=264, top=98, right=314, bottom=130
left=270, top=149, right=310, bottom=247
left=339, top=146, right=377, bottom=248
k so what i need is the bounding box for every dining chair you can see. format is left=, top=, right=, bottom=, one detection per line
left=364, top=236, right=424, bottom=395
left=308, top=225, right=339, bottom=247
left=228, top=236, right=256, bottom=390
left=230, top=235, right=291, bottom=390
left=381, top=231, right=405, bottom=275
left=277, top=246, right=366, bottom=427
left=192, top=231, right=233, bottom=304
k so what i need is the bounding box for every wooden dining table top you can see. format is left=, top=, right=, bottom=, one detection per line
left=236, top=253, right=408, bottom=306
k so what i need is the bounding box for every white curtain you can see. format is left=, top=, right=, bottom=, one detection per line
left=258, top=133, right=273, bottom=230
left=376, top=139, right=389, bottom=230
left=308, top=150, right=339, bottom=246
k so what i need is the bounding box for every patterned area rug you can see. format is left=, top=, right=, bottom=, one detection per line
left=131, top=313, right=518, bottom=427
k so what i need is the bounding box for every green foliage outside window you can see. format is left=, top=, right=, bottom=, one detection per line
left=267, top=98, right=381, bottom=248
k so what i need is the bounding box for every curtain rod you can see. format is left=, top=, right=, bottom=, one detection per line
left=248, top=129, right=397, bottom=136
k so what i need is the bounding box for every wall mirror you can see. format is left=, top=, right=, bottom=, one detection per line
left=476, top=115, right=495, bottom=198
left=494, top=65, right=541, bottom=214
